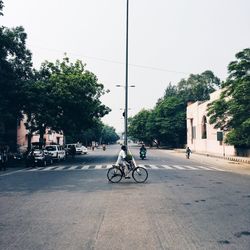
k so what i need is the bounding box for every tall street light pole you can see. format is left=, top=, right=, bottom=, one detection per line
left=125, top=0, right=129, bottom=147
left=116, top=84, right=135, bottom=145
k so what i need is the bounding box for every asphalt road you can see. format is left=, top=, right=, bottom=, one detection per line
left=0, top=144, right=249, bottom=250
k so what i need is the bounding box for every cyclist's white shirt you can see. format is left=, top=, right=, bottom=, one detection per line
left=116, top=150, right=126, bottom=165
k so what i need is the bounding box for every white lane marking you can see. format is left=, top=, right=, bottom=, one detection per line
left=184, top=166, right=198, bottom=170
left=207, top=166, right=225, bottom=171
left=196, top=166, right=213, bottom=170
left=40, top=166, right=56, bottom=171
left=172, top=165, right=185, bottom=170
left=54, top=166, right=66, bottom=171
left=95, top=165, right=103, bottom=169
left=138, top=164, right=146, bottom=168
left=28, top=167, right=44, bottom=171
left=67, top=166, right=79, bottom=170
left=80, top=165, right=90, bottom=170
left=8, top=164, right=226, bottom=173
left=162, top=165, right=174, bottom=169
left=149, top=165, right=160, bottom=169
left=0, top=169, right=26, bottom=176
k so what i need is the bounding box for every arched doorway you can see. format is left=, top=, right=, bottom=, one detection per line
left=201, top=116, right=207, bottom=139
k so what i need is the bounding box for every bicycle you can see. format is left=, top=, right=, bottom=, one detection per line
left=107, top=161, right=148, bottom=183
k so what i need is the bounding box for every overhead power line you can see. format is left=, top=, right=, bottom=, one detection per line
left=29, top=44, right=190, bottom=75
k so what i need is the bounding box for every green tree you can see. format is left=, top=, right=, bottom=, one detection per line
left=0, top=19, right=33, bottom=150
left=0, top=0, right=4, bottom=16
left=67, top=119, right=103, bottom=145
left=0, top=26, right=32, bottom=124
left=101, top=125, right=119, bottom=144
left=24, top=57, right=111, bottom=147
left=178, top=70, right=221, bottom=102
left=151, top=96, right=186, bottom=147
left=164, top=82, right=178, bottom=98
left=128, top=69, right=221, bottom=148
left=208, top=48, right=250, bottom=147
left=128, top=109, right=152, bottom=144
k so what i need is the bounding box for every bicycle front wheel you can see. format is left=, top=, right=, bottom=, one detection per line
left=132, top=167, right=148, bottom=183
left=107, top=167, right=122, bottom=183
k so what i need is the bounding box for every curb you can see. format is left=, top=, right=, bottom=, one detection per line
left=174, top=149, right=250, bottom=165
left=0, top=167, right=26, bottom=177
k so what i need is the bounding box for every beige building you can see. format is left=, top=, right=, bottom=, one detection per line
left=17, top=117, right=64, bottom=153
left=186, top=90, right=235, bottom=156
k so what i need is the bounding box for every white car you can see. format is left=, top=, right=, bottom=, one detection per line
left=44, top=145, right=66, bottom=161
left=65, top=144, right=88, bottom=155
left=80, top=145, right=88, bottom=154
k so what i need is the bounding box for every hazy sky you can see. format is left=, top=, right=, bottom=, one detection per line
left=1, top=0, right=250, bottom=132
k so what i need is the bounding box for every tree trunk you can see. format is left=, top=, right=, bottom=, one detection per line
left=39, top=126, right=46, bottom=149
left=27, top=132, right=32, bottom=152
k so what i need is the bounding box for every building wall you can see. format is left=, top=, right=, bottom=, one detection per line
left=17, top=117, right=64, bottom=153
left=186, top=89, right=235, bottom=156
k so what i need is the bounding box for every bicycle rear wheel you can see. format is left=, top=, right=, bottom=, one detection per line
left=107, top=167, right=122, bottom=183
left=132, top=167, right=148, bottom=183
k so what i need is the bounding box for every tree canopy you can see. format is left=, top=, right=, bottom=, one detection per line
left=100, top=125, right=120, bottom=144
left=0, top=26, right=32, bottom=124
left=0, top=0, right=4, bottom=16
left=68, top=120, right=119, bottom=146
left=208, top=48, right=250, bottom=147
left=23, top=57, right=111, bottom=147
left=128, top=109, right=152, bottom=144
left=128, top=70, right=221, bottom=147
left=0, top=1, right=114, bottom=150
left=177, top=70, right=220, bottom=102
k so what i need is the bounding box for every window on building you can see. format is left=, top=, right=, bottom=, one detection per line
left=201, top=116, right=207, bottom=139
left=190, top=119, right=196, bottom=144
left=192, top=126, right=196, bottom=140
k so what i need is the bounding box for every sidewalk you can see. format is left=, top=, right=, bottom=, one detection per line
left=174, top=149, right=250, bottom=164
left=0, top=166, right=26, bottom=177
left=0, top=161, right=26, bottom=177
left=167, top=149, right=250, bottom=176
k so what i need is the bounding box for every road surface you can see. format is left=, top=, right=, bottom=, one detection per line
left=0, top=144, right=249, bottom=250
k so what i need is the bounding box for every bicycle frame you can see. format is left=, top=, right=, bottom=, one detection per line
left=114, top=161, right=134, bottom=177
left=108, top=162, right=148, bottom=183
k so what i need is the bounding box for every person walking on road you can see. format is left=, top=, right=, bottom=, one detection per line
left=0, top=146, right=8, bottom=171
left=70, top=145, right=76, bottom=158
left=186, top=146, right=192, bottom=159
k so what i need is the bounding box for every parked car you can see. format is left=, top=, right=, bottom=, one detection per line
left=26, top=149, right=53, bottom=167
left=44, top=145, right=66, bottom=161
left=65, top=144, right=88, bottom=155
left=81, top=145, right=88, bottom=154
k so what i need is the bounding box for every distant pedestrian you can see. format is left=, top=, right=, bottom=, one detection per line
left=0, top=147, right=3, bottom=171
left=0, top=146, right=8, bottom=171
left=186, top=147, right=192, bottom=159
left=70, top=145, right=76, bottom=158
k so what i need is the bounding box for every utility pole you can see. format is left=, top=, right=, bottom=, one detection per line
left=124, top=0, right=129, bottom=147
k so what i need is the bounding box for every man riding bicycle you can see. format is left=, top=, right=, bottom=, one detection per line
left=116, top=145, right=130, bottom=179
left=108, top=145, right=148, bottom=183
